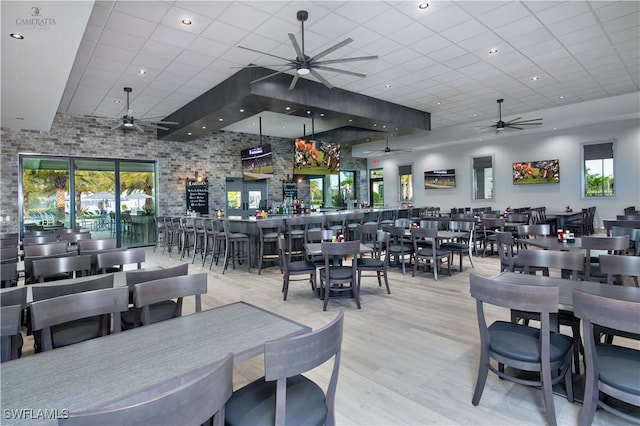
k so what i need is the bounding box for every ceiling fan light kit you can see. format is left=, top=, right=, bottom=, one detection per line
left=238, top=10, right=378, bottom=90
left=111, top=87, right=178, bottom=134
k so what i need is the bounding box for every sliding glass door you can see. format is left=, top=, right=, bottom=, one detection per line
left=19, top=155, right=156, bottom=247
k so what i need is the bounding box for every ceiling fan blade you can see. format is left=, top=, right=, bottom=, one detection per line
left=309, top=69, right=333, bottom=89
left=139, top=119, right=179, bottom=126
left=288, top=74, right=299, bottom=91
left=133, top=124, right=145, bottom=134
left=152, top=124, right=170, bottom=131
left=505, top=125, right=523, bottom=130
left=288, top=33, right=305, bottom=61
left=250, top=68, right=293, bottom=84
left=238, top=46, right=291, bottom=62
left=509, top=118, right=543, bottom=124
left=314, top=55, right=379, bottom=65
left=512, top=122, right=543, bottom=126
left=111, top=122, right=124, bottom=131
left=314, top=65, right=366, bottom=78
left=308, top=38, right=353, bottom=62
left=231, top=64, right=291, bottom=68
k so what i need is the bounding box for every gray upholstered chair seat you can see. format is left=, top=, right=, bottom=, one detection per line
left=596, top=343, right=640, bottom=395
left=320, top=266, right=353, bottom=281
left=488, top=321, right=573, bottom=363
left=440, top=241, right=469, bottom=250
left=225, top=373, right=327, bottom=426
left=121, top=300, right=176, bottom=328
left=416, top=248, right=451, bottom=258
left=356, top=257, right=383, bottom=268
left=288, top=260, right=317, bottom=272
left=387, top=244, right=412, bottom=254
left=33, top=317, right=101, bottom=351
left=263, top=232, right=279, bottom=240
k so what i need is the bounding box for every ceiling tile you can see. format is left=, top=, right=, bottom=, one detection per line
left=476, top=2, right=531, bottom=28
left=178, top=1, right=232, bottom=19
left=98, top=29, right=147, bottom=52
left=421, top=6, right=471, bottom=33
left=387, top=22, right=434, bottom=45
left=593, top=1, right=640, bottom=22
left=93, top=43, right=137, bottom=63
left=217, top=2, right=272, bottom=31
left=535, top=1, right=590, bottom=25
left=427, top=45, right=468, bottom=63
left=545, top=11, right=600, bottom=37
left=188, top=37, right=233, bottom=59
left=364, top=7, right=414, bottom=36
left=105, top=10, right=158, bottom=39
left=440, top=20, right=488, bottom=43
left=494, top=16, right=544, bottom=40
left=601, top=11, right=640, bottom=33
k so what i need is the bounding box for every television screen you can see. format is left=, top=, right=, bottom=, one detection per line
left=512, top=159, right=559, bottom=185
left=241, top=144, right=273, bottom=180
left=424, top=169, right=456, bottom=189
left=294, top=138, right=340, bottom=175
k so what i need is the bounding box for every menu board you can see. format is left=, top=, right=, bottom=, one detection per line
left=283, top=182, right=298, bottom=200
left=186, top=179, right=209, bottom=214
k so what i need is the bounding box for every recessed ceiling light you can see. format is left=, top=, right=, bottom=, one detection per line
left=473, top=113, right=477, bottom=117
left=552, top=127, right=557, bottom=130
left=181, top=19, right=192, bottom=26
left=113, top=99, right=121, bottom=103
left=348, top=119, right=353, bottom=122
left=16, top=117, right=24, bottom=120
left=239, top=108, right=245, bottom=113
left=418, top=3, right=429, bottom=9
left=489, top=48, right=498, bottom=55
left=382, top=125, right=386, bottom=129
left=202, top=126, right=206, bottom=129
left=559, top=95, right=565, bottom=99
left=320, top=113, right=325, bottom=117
left=218, top=118, right=224, bottom=122
left=10, top=33, right=24, bottom=40
left=531, top=76, right=539, bottom=81
left=138, top=69, right=146, bottom=75
left=436, top=102, right=441, bottom=105
left=306, top=110, right=311, bottom=115
left=384, top=84, right=391, bottom=89
left=285, top=106, right=291, bottom=111
left=373, top=123, right=377, bottom=127
left=187, top=132, right=192, bottom=136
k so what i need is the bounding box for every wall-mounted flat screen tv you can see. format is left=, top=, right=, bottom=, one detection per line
left=512, top=159, right=559, bottom=185
left=241, top=144, right=273, bottom=180
left=424, top=169, right=456, bottom=189
left=294, top=138, right=340, bottom=175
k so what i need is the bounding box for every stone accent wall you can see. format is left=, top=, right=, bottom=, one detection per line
left=0, top=113, right=366, bottom=231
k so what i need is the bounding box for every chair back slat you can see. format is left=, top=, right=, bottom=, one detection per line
left=96, top=248, right=145, bottom=273
left=32, top=254, right=92, bottom=282
left=31, top=274, right=114, bottom=302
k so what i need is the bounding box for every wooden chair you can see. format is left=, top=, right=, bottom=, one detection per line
left=469, top=274, right=573, bottom=426
left=58, top=231, right=91, bottom=246
left=344, top=212, right=364, bottom=241
left=1, top=305, right=22, bottom=362
left=480, top=217, right=505, bottom=256
left=1, top=262, right=18, bottom=288
left=385, top=225, right=413, bottom=275
left=325, top=214, right=345, bottom=237
left=598, top=254, right=640, bottom=287
left=133, top=273, right=207, bottom=326
left=152, top=215, right=166, bottom=253
left=121, top=263, right=189, bottom=329
left=357, top=223, right=379, bottom=258
left=60, top=353, right=233, bottom=426
left=78, top=238, right=117, bottom=252
left=516, top=224, right=551, bottom=249
left=32, top=254, right=92, bottom=283
left=319, top=241, right=360, bottom=311
left=30, top=287, right=128, bottom=352
left=96, top=248, right=145, bottom=274
left=285, top=216, right=306, bottom=262
left=23, top=241, right=69, bottom=257
left=580, top=235, right=629, bottom=282
left=278, top=235, right=317, bottom=301
left=0, top=286, right=27, bottom=361
left=24, top=251, right=76, bottom=284
left=225, top=310, right=344, bottom=426
left=357, top=230, right=391, bottom=294
left=573, top=290, right=640, bottom=425
left=440, top=219, right=476, bottom=270
left=0, top=246, right=18, bottom=264
left=22, top=234, right=59, bottom=246
left=611, top=226, right=640, bottom=256
left=411, top=227, right=452, bottom=280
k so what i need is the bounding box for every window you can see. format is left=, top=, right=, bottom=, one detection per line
left=329, top=171, right=356, bottom=207
left=310, top=177, right=324, bottom=208
left=583, top=141, right=614, bottom=197
left=369, top=169, right=384, bottom=207
left=399, top=165, right=412, bottom=202
left=472, top=155, right=494, bottom=200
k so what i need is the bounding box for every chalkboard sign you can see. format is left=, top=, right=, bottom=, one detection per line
left=283, top=182, right=297, bottom=200
left=186, top=179, right=209, bottom=214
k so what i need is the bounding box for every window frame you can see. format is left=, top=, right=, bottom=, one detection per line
left=581, top=140, right=615, bottom=198
left=398, top=164, right=413, bottom=202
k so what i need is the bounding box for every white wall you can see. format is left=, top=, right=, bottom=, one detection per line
left=369, top=118, right=640, bottom=228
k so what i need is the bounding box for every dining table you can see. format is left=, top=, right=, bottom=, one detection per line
left=0, top=301, right=311, bottom=425
left=517, top=236, right=583, bottom=251
left=547, top=210, right=584, bottom=230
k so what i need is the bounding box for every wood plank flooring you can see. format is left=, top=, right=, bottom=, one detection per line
left=146, top=247, right=635, bottom=426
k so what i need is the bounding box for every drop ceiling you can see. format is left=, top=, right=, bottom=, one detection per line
left=1, top=1, right=639, bottom=148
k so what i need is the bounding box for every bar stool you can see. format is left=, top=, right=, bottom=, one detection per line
left=208, top=218, right=226, bottom=269
left=285, top=216, right=306, bottom=262
left=325, top=214, right=345, bottom=236
left=221, top=220, right=251, bottom=274
left=190, top=218, right=206, bottom=264
left=257, top=218, right=283, bottom=275
left=153, top=216, right=165, bottom=253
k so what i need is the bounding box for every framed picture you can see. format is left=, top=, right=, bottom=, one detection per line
left=512, top=159, right=559, bottom=185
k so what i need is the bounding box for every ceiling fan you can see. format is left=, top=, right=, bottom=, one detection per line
left=111, top=87, right=178, bottom=134
left=487, top=99, right=543, bottom=132
left=363, top=138, right=412, bottom=155
left=238, top=10, right=379, bottom=90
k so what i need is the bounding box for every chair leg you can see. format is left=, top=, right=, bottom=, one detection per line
left=383, top=271, right=390, bottom=294
left=541, top=364, right=558, bottom=426
left=579, top=367, right=599, bottom=426
left=472, top=348, right=490, bottom=406
left=282, top=275, right=289, bottom=300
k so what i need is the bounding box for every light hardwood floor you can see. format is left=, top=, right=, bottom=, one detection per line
left=18, top=245, right=636, bottom=425
left=145, top=247, right=636, bottom=426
